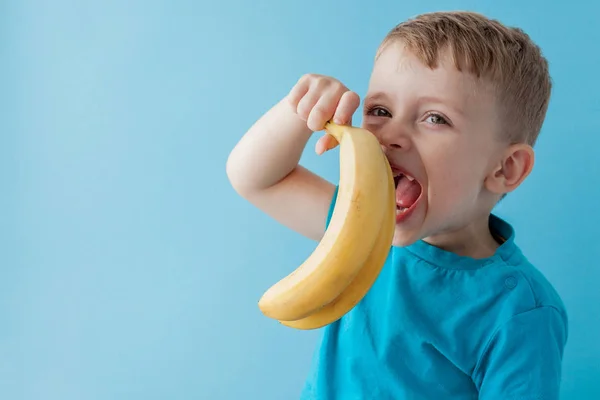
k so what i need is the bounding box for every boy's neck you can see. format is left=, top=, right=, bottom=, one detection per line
left=421, top=214, right=501, bottom=259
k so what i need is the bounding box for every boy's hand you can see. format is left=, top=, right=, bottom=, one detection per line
left=287, top=74, right=360, bottom=156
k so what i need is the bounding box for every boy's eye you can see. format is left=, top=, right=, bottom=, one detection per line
left=425, top=113, right=448, bottom=125
left=366, top=106, right=391, bottom=118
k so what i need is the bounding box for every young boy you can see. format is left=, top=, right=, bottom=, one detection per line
left=226, top=10, right=568, bottom=400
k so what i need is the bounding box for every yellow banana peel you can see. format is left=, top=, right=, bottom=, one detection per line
left=257, top=122, right=395, bottom=327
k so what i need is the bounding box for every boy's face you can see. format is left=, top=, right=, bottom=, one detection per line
left=362, top=41, right=507, bottom=250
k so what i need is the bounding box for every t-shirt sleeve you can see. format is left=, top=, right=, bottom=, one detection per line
left=472, top=306, right=568, bottom=400
left=325, top=185, right=339, bottom=230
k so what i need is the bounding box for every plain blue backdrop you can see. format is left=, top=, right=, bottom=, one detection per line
left=3, top=0, right=599, bottom=399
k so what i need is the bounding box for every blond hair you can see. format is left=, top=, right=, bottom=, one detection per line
left=379, top=11, right=551, bottom=146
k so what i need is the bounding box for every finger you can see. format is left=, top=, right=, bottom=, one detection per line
left=287, top=75, right=311, bottom=109
left=295, top=88, right=321, bottom=122
left=333, top=91, right=361, bottom=125
left=315, top=135, right=329, bottom=155
left=315, top=134, right=339, bottom=155
left=306, top=89, right=340, bottom=132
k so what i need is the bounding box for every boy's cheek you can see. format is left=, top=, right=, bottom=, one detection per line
left=428, top=177, right=475, bottom=208
left=362, top=119, right=383, bottom=134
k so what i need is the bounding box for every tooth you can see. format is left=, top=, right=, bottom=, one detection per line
left=405, top=174, right=415, bottom=182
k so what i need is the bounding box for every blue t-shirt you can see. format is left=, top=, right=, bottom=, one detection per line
left=300, top=187, right=568, bottom=400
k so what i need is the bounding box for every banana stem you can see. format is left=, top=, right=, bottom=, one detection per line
left=323, top=121, right=345, bottom=143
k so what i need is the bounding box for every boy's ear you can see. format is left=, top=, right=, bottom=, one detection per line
left=485, top=143, right=535, bottom=195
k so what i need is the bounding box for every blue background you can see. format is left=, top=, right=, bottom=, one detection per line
left=3, top=0, right=598, bottom=398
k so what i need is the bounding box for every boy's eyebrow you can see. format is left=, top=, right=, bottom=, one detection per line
left=363, top=92, right=390, bottom=104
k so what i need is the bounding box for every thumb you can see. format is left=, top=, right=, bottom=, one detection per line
left=315, top=133, right=339, bottom=155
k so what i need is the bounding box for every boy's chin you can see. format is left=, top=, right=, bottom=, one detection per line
left=391, top=228, right=421, bottom=247
left=390, top=207, right=426, bottom=247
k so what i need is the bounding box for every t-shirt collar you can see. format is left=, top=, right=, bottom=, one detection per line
left=398, top=214, right=520, bottom=270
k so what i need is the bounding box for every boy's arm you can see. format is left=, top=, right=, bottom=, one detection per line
left=472, top=306, right=568, bottom=400
left=226, top=74, right=360, bottom=241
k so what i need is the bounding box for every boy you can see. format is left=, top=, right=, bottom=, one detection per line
left=226, top=10, right=568, bottom=400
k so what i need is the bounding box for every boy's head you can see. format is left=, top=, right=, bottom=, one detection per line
left=362, top=11, right=551, bottom=253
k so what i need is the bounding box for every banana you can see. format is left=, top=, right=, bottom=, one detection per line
left=279, top=157, right=395, bottom=330
left=257, top=122, right=390, bottom=321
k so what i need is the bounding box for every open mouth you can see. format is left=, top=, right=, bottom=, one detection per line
left=393, top=169, right=423, bottom=220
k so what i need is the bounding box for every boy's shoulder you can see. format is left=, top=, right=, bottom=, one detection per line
left=508, top=250, right=567, bottom=316
left=465, top=219, right=569, bottom=396
left=448, top=213, right=570, bottom=344
left=489, top=213, right=567, bottom=320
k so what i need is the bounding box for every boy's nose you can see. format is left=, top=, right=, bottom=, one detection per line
left=378, top=129, right=411, bottom=151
